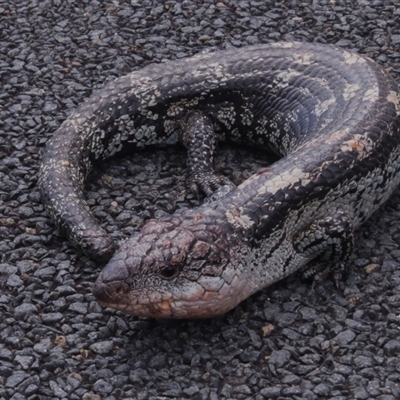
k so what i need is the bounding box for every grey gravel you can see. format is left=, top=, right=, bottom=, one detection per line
left=89, top=341, right=114, bottom=355
left=1, top=0, right=400, bottom=399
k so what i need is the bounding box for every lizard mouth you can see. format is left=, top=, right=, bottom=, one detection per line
left=92, top=270, right=182, bottom=318
left=92, top=275, right=234, bottom=319
left=93, top=282, right=190, bottom=318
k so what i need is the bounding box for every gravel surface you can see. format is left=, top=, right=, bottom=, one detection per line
left=1, top=0, right=400, bottom=399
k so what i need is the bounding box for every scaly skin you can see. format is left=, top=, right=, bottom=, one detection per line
left=39, top=42, right=400, bottom=318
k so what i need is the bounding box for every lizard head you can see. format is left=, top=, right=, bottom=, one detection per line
left=92, top=214, right=248, bottom=318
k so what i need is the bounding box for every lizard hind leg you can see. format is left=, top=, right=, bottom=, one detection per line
left=180, top=112, right=236, bottom=200
left=294, top=211, right=354, bottom=285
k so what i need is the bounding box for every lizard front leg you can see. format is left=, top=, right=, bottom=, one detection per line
left=294, top=211, right=354, bottom=284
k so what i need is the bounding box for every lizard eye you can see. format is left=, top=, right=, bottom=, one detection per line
left=160, top=265, right=179, bottom=280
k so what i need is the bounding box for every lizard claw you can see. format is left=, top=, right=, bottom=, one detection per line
left=188, top=172, right=236, bottom=199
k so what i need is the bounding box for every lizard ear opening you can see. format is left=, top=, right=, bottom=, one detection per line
left=159, top=265, right=180, bottom=280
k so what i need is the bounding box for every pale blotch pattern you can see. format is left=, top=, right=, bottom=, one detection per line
left=38, top=42, right=400, bottom=318
left=387, top=90, right=400, bottom=116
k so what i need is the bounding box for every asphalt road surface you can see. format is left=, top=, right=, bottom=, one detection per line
left=1, top=1, right=400, bottom=399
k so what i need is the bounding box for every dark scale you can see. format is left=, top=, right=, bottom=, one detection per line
left=38, top=42, right=400, bottom=318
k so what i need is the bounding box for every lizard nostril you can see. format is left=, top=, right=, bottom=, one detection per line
left=93, top=280, right=129, bottom=304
